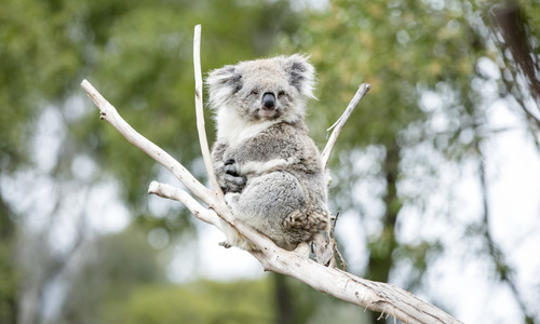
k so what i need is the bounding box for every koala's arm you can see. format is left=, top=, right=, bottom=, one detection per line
left=212, top=140, right=246, bottom=193
left=241, top=136, right=319, bottom=177
left=241, top=155, right=297, bottom=176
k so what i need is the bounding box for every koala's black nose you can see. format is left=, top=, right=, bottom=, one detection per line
left=262, top=92, right=275, bottom=110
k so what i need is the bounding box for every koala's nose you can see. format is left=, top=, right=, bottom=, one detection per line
left=262, top=92, right=275, bottom=110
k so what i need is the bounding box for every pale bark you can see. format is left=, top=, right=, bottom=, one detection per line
left=321, top=83, right=371, bottom=170
left=80, top=24, right=462, bottom=324
left=193, top=25, right=223, bottom=197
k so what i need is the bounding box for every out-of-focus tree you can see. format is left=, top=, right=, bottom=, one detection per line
left=0, top=0, right=300, bottom=323
left=93, top=273, right=367, bottom=324
left=73, top=0, right=299, bottom=209
left=1, top=1, right=83, bottom=322
left=279, top=0, right=539, bottom=322
left=0, top=199, right=17, bottom=324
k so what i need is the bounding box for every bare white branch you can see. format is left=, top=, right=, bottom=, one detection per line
left=321, top=83, right=371, bottom=170
left=193, top=25, right=223, bottom=198
left=260, top=253, right=461, bottom=324
left=148, top=181, right=220, bottom=225
left=80, top=79, right=214, bottom=206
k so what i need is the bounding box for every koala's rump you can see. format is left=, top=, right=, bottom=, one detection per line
left=232, top=170, right=317, bottom=250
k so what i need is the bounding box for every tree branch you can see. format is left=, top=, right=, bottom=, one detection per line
left=80, top=26, right=462, bottom=324
left=193, top=25, right=223, bottom=198
left=80, top=79, right=216, bottom=207
left=148, top=181, right=219, bottom=225
left=321, top=83, right=371, bottom=170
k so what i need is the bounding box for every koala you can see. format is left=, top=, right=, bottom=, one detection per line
left=206, top=54, right=330, bottom=252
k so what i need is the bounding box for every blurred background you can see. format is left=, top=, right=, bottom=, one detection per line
left=1, top=0, right=539, bottom=323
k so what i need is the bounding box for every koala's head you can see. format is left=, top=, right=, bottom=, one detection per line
left=206, top=54, right=315, bottom=123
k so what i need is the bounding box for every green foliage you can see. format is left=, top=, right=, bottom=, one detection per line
left=0, top=3, right=304, bottom=322
left=101, top=276, right=369, bottom=324
left=290, top=1, right=485, bottom=151
left=0, top=0, right=299, bottom=205
left=71, top=0, right=299, bottom=208
left=102, top=280, right=274, bottom=324
left=0, top=0, right=80, bottom=170
left=283, top=3, right=540, bottom=321
left=291, top=0, right=491, bottom=238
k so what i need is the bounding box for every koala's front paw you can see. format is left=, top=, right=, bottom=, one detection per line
left=222, top=159, right=246, bottom=193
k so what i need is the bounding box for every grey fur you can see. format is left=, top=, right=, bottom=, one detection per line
left=207, top=55, right=328, bottom=251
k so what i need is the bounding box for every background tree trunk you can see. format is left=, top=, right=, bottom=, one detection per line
left=273, top=274, right=294, bottom=324
left=366, top=140, right=401, bottom=323
left=0, top=195, right=17, bottom=324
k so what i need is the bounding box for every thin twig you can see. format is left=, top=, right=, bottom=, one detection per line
left=329, top=212, right=347, bottom=270
left=321, top=83, right=370, bottom=170
left=148, top=181, right=220, bottom=225
left=320, top=84, right=369, bottom=268
left=193, top=25, right=223, bottom=198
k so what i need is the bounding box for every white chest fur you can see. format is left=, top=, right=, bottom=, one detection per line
left=215, top=106, right=278, bottom=146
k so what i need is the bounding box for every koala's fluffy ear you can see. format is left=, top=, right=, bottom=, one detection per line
left=206, top=65, right=242, bottom=109
left=285, top=54, right=316, bottom=99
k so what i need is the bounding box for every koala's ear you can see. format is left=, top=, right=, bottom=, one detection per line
left=206, top=65, right=242, bottom=109
left=285, top=54, right=316, bottom=99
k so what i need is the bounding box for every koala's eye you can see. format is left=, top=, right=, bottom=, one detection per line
left=278, top=90, right=285, bottom=97
left=250, top=89, right=259, bottom=96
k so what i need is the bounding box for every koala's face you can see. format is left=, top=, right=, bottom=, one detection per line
left=207, top=55, right=315, bottom=123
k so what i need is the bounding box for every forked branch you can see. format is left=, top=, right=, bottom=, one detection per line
left=81, top=25, right=462, bottom=324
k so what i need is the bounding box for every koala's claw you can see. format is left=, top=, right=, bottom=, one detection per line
left=219, top=241, right=232, bottom=248
left=216, top=159, right=245, bottom=193
left=224, top=174, right=246, bottom=192
left=224, top=163, right=240, bottom=176
left=225, top=174, right=246, bottom=185
left=220, top=159, right=245, bottom=192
